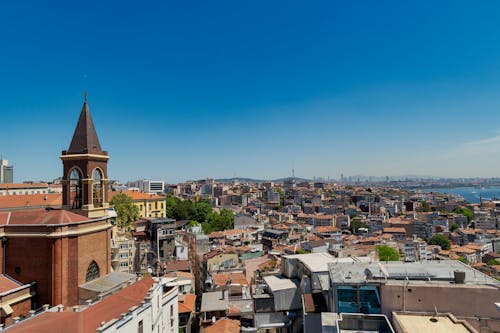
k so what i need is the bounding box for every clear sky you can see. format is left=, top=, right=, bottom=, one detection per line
left=2, top=1, right=500, bottom=183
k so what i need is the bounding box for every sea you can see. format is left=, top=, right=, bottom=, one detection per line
left=422, top=187, right=500, bottom=204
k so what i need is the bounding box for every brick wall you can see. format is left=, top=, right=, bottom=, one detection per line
left=5, top=238, right=52, bottom=307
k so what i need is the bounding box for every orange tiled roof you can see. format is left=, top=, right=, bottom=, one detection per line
left=0, top=183, right=48, bottom=189
left=1, top=208, right=89, bottom=226
left=0, top=193, right=62, bottom=209
left=0, top=275, right=24, bottom=293
left=212, top=272, right=248, bottom=286
left=178, top=294, right=196, bottom=314
left=451, top=246, right=476, bottom=255
left=315, top=226, right=340, bottom=233
left=109, top=190, right=164, bottom=201
left=383, top=227, right=406, bottom=233
left=205, top=318, right=240, bottom=333
left=464, top=244, right=483, bottom=251
left=7, top=277, right=154, bottom=333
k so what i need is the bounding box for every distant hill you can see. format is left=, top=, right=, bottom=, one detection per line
left=215, top=177, right=311, bottom=183
left=215, top=177, right=265, bottom=183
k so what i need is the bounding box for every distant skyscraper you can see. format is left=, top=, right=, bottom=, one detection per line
left=0, top=158, right=13, bottom=183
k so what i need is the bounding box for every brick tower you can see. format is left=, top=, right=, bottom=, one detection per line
left=61, top=95, right=109, bottom=218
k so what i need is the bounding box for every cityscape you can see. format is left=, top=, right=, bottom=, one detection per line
left=2, top=2, right=500, bottom=333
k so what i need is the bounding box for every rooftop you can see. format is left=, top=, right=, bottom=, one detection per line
left=392, top=312, right=478, bottom=333
left=7, top=277, right=154, bottom=333
left=0, top=275, right=26, bottom=294
left=0, top=208, right=92, bottom=226
left=263, top=275, right=299, bottom=291
left=108, top=190, right=164, bottom=201
left=328, top=260, right=500, bottom=285
left=284, top=253, right=371, bottom=273
left=200, top=291, right=229, bottom=312
left=178, top=294, right=196, bottom=314
left=204, top=318, right=240, bottom=333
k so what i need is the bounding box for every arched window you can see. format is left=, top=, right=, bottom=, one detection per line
left=86, top=260, right=100, bottom=282
left=92, top=168, right=103, bottom=207
left=69, top=168, right=82, bottom=209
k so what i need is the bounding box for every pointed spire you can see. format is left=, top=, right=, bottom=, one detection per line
left=67, top=95, right=104, bottom=155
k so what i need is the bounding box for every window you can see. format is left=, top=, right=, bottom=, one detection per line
left=69, top=168, right=82, bottom=209
left=92, top=168, right=103, bottom=207
left=137, top=320, right=143, bottom=333
left=85, top=261, right=100, bottom=282
left=170, top=304, right=174, bottom=317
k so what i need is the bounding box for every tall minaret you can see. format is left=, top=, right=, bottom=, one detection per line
left=60, top=95, right=110, bottom=218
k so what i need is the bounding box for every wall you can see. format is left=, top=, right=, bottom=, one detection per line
left=5, top=238, right=52, bottom=307
left=380, top=283, right=500, bottom=320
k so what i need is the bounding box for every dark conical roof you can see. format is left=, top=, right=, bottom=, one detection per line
left=67, top=99, right=104, bottom=154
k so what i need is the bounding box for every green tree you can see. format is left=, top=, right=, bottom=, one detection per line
left=275, top=187, right=285, bottom=206
left=195, top=201, right=212, bottom=222
left=165, top=195, right=177, bottom=218
left=450, top=223, right=460, bottom=232
left=418, top=201, right=433, bottom=212
left=376, top=245, right=400, bottom=261
left=202, top=208, right=234, bottom=234
left=458, top=257, right=468, bottom=264
left=452, top=206, right=473, bottom=222
left=487, top=259, right=500, bottom=266
left=428, top=234, right=451, bottom=250
left=350, top=217, right=367, bottom=234
left=110, top=193, right=140, bottom=229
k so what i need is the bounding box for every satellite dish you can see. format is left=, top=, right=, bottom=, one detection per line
left=147, top=267, right=153, bottom=274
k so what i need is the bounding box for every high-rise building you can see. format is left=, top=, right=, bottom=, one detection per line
left=0, top=158, right=13, bottom=183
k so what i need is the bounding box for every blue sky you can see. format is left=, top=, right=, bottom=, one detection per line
left=2, top=1, right=500, bottom=182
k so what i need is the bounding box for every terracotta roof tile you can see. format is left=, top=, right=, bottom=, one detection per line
left=212, top=272, right=248, bottom=287
left=0, top=193, right=62, bottom=209
left=2, top=209, right=89, bottom=226
left=0, top=183, right=48, bottom=190
left=205, top=318, right=240, bottom=333
left=109, top=191, right=164, bottom=201
left=383, top=227, right=406, bottom=233
left=0, top=275, right=24, bottom=293
left=315, top=226, right=340, bottom=233
left=178, top=294, right=196, bottom=314
left=7, top=277, right=154, bottom=333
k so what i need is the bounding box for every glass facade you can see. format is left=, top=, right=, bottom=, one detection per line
left=336, top=285, right=381, bottom=314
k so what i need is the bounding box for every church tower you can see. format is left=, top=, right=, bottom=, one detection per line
left=61, top=96, right=110, bottom=218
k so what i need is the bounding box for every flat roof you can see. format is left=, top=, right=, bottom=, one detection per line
left=263, top=275, right=299, bottom=291
left=200, top=291, right=229, bottom=312
left=328, top=260, right=499, bottom=285
left=392, top=312, right=477, bottom=333
left=285, top=253, right=371, bottom=272
left=79, top=272, right=136, bottom=293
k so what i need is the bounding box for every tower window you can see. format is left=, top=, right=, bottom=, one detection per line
left=69, top=168, right=82, bottom=209
left=86, top=260, right=100, bottom=282
left=93, top=168, right=103, bottom=208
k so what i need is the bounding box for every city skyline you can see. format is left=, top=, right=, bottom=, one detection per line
left=3, top=1, right=500, bottom=182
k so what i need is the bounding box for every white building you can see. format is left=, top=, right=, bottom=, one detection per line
left=5, top=277, right=179, bottom=333
left=97, top=279, right=178, bottom=333
left=131, top=179, right=165, bottom=194
left=0, top=182, right=50, bottom=196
